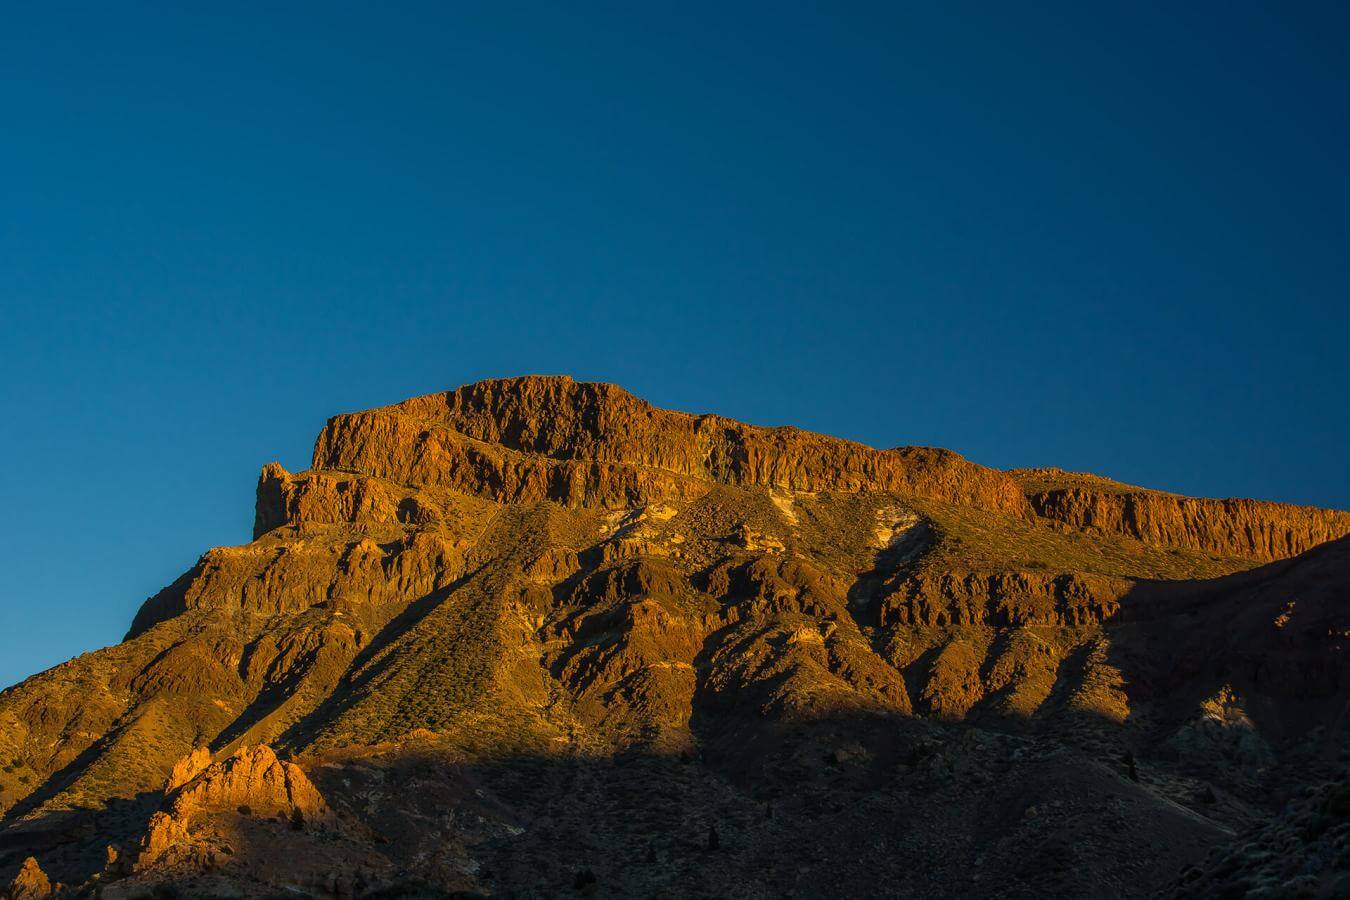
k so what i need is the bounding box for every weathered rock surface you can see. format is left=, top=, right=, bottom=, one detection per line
left=878, top=569, right=1131, bottom=628
left=1015, top=468, right=1350, bottom=561
left=165, top=745, right=330, bottom=824
left=5, top=858, right=52, bottom=899
left=314, top=376, right=1034, bottom=516
left=136, top=744, right=334, bottom=868
left=1, top=377, right=1346, bottom=898
left=1169, top=773, right=1350, bottom=897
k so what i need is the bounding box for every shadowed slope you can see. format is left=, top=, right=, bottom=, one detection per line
left=2, top=376, right=1346, bottom=898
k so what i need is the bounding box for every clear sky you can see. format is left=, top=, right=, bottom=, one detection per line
left=2, top=2, right=1348, bottom=689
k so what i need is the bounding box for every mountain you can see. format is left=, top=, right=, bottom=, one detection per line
left=2, top=375, right=1347, bottom=898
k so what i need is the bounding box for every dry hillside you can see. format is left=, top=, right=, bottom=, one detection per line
left=2, top=376, right=1347, bottom=898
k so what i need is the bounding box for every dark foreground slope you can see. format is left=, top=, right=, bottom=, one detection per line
left=2, top=376, right=1347, bottom=898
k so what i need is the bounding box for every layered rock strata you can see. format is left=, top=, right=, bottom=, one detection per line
left=1, top=376, right=1346, bottom=898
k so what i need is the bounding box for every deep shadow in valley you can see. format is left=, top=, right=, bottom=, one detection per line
left=5, top=536, right=1347, bottom=897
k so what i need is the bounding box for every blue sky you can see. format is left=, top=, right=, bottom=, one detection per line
left=2, top=2, right=1347, bottom=688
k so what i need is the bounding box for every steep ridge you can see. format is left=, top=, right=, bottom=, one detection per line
left=313, top=375, right=1033, bottom=516
left=1, top=376, right=1346, bottom=898
left=1014, top=468, right=1350, bottom=562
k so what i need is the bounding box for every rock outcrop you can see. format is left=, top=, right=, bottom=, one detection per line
left=878, top=570, right=1131, bottom=628
left=2, top=377, right=1347, bottom=899
left=165, top=746, right=211, bottom=791
left=5, top=858, right=52, bottom=900
left=1014, top=468, right=1350, bottom=561
left=312, top=376, right=1033, bottom=517
left=137, top=745, right=334, bottom=868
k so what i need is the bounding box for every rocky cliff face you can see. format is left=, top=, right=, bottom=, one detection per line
left=1015, top=468, right=1350, bottom=561
left=312, top=375, right=1033, bottom=517
left=135, top=744, right=335, bottom=870
left=5, top=858, right=52, bottom=900
left=2, top=376, right=1346, bottom=899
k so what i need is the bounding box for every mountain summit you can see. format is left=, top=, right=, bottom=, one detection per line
left=3, top=376, right=1347, bottom=898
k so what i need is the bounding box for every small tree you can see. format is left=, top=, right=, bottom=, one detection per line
left=706, top=824, right=720, bottom=851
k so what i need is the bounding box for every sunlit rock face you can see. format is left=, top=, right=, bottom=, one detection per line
left=2, top=376, right=1347, bottom=898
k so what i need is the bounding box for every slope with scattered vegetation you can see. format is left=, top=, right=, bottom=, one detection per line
left=2, top=376, right=1346, bottom=898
